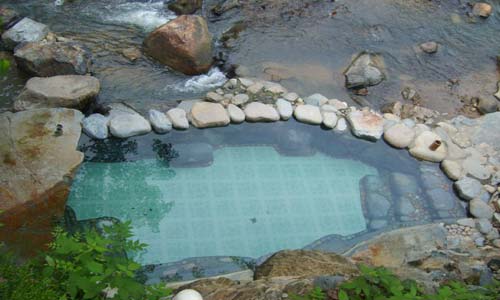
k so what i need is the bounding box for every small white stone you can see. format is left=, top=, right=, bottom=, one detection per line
left=82, top=113, right=109, bottom=139
left=148, top=109, right=172, bottom=134
left=409, top=131, right=447, bottom=162
left=239, top=78, right=254, bottom=87
left=247, top=82, right=264, bottom=94
left=304, top=93, right=329, bottom=106
left=244, top=102, right=280, bottom=122
left=347, top=110, right=384, bottom=141
left=336, top=117, right=348, bottom=131
left=263, top=81, right=287, bottom=94
left=383, top=123, right=415, bottom=148
left=232, top=93, right=250, bottom=105
left=441, top=159, right=463, bottom=181
left=294, top=104, right=323, bottom=125
left=327, top=99, right=348, bottom=110
left=322, top=111, right=338, bottom=129
left=167, top=108, right=189, bottom=129
left=227, top=104, right=245, bottom=123
left=276, top=98, right=293, bottom=120
left=109, top=114, right=151, bottom=138
left=206, top=91, right=224, bottom=102
left=283, top=92, right=299, bottom=102
left=173, top=289, right=203, bottom=300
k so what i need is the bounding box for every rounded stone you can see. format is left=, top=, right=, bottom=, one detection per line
left=148, top=109, right=172, bottom=133
left=232, top=93, right=250, bottom=105
left=276, top=98, right=293, bottom=121
left=478, top=97, right=498, bottom=115
left=322, top=111, right=338, bottom=129
left=227, top=104, right=245, bottom=123
left=173, top=289, right=203, bottom=300
left=109, top=114, right=151, bottom=138
left=82, top=113, right=108, bottom=139
left=167, top=108, right=190, bottom=129
left=419, top=41, right=438, bottom=54
left=454, top=177, right=483, bottom=201
left=335, top=117, right=348, bottom=131
left=304, top=93, right=328, bottom=106
left=472, top=3, right=493, bottom=18
left=294, top=104, right=323, bottom=125
left=190, top=102, right=230, bottom=128
left=409, top=131, right=447, bottom=162
left=244, top=102, right=280, bottom=122
left=383, top=123, right=415, bottom=148
left=469, top=198, right=494, bottom=219
left=441, top=159, right=463, bottom=181
left=347, top=110, right=384, bottom=141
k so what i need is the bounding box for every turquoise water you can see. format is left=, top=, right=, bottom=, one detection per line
left=68, top=146, right=377, bottom=264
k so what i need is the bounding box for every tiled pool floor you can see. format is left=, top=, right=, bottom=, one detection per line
left=68, top=146, right=377, bottom=264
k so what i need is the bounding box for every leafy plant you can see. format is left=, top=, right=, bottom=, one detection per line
left=44, top=221, right=171, bottom=300
left=291, top=287, right=326, bottom=300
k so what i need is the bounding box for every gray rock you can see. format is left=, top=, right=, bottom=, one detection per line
left=227, top=104, right=245, bottom=123
left=457, top=218, right=475, bottom=228
left=304, top=93, right=328, bottom=106
left=471, top=112, right=500, bottom=149
left=344, top=53, right=384, bottom=88
left=476, top=218, right=493, bottom=234
left=283, top=92, right=299, bottom=102
left=294, top=105, right=322, bottom=125
left=469, top=198, right=494, bottom=219
left=383, top=123, right=415, bottom=148
left=1, top=18, right=49, bottom=50
left=454, top=177, right=483, bottom=201
left=232, top=93, right=249, bottom=105
left=109, top=113, right=151, bottom=138
left=475, top=237, right=485, bottom=247
left=369, top=219, right=388, bottom=230
left=238, top=77, right=254, bottom=87
left=148, top=109, right=172, bottom=133
left=478, top=97, right=498, bottom=115
left=441, top=159, right=463, bottom=181
left=263, top=81, right=287, bottom=94
left=335, top=117, right=348, bottom=132
left=246, top=82, right=264, bottom=94
left=206, top=91, right=224, bottom=102
left=347, top=110, right=384, bottom=141
left=486, top=229, right=499, bottom=240
left=177, top=99, right=200, bottom=114
left=244, top=102, right=280, bottom=122
left=190, top=102, right=230, bottom=128
left=14, top=41, right=92, bottom=77
left=366, top=194, right=391, bottom=218
left=462, top=156, right=491, bottom=180
left=167, top=108, right=189, bottom=129
left=276, top=98, right=293, bottom=121
left=82, top=113, right=108, bottom=139
left=14, top=75, right=100, bottom=111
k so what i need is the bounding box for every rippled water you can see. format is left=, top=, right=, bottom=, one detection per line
left=2, top=0, right=499, bottom=113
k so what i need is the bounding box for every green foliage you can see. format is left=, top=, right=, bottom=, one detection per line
left=0, top=220, right=171, bottom=300
left=44, top=221, right=171, bottom=300
left=294, top=265, right=500, bottom=300
left=0, top=58, right=10, bottom=75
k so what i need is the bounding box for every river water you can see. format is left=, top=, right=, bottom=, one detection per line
left=2, top=0, right=499, bottom=114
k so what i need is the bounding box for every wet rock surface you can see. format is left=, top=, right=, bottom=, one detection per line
left=1, top=17, right=48, bottom=50
left=344, top=53, right=384, bottom=89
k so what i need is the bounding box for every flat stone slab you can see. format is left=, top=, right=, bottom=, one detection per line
left=14, top=75, right=100, bottom=111
left=190, top=102, right=230, bottom=128
left=347, top=110, right=384, bottom=141
left=0, top=108, right=84, bottom=255
left=1, top=17, right=49, bottom=51
left=244, top=102, right=280, bottom=122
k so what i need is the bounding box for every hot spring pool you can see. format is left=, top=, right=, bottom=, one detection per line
left=68, top=146, right=376, bottom=263
left=67, top=120, right=465, bottom=269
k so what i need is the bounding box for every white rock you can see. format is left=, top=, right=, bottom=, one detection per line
left=227, top=104, right=245, bottom=123
left=246, top=82, right=264, bottom=94
left=167, top=108, right=189, bottom=129
left=148, top=109, right=172, bottom=133
left=109, top=114, right=151, bottom=138
left=283, top=92, right=299, bottom=102
left=173, top=289, right=203, bottom=300
left=320, top=104, right=338, bottom=113
left=239, top=78, right=254, bottom=87
left=1, top=18, right=49, bottom=50
left=327, top=99, right=348, bottom=110
left=244, top=102, right=280, bottom=122
left=441, top=159, right=463, bottom=181
left=383, top=113, right=400, bottom=122
left=402, top=118, right=416, bottom=128
left=276, top=98, right=293, bottom=120
left=294, top=104, right=322, bottom=125
left=409, top=131, right=447, bottom=162
left=177, top=100, right=200, bottom=114
left=263, top=81, right=287, bottom=94
left=347, top=110, right=384, bottom=141
left=322, top=111, right=338, bottom=129
left=232, top=93, right=250, bottom=105
left=336, top=117, right=348, bottom=131
left=82, top=113, right=108, bottom=139
left=190, top=102, right=230, bottom=128
left=469, top=199, right=494, bottom=219
left=454, top=177, right=483, bottom=201
left=383, top=123, right=415, bottom=148
left=304, top=93, right=328, bottom=106
left=206, top=91, right=224, bottom=102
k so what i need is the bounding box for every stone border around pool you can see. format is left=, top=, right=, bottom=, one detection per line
left=80, top=76, right=500, bottom=252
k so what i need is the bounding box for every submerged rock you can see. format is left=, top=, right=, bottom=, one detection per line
left=472, top=3, right=493, bottom=18
left=190, top=102, right=230, bottom=128
left=0, top=108, right=84, bottom=256
left=144, top=15, right=213, bottom=75
left=1, top=17, right=49, bottom=51
left=148, top=109, right=172, bottom=133
left=294, top=104, right=322, bottom=125
left=344, top=53, right=384, bottom=89
left=254, top=250, right=359, bottom=279
left=167, top=108, right=190, bottom=129
left=14, top=75, right=100, bottom=111
left=408, top=131, right=447, bottom=162
left=82, top=113, right=108, bottom=139
left=347, top=110, right=384, bottom=141
left=168, top=0, right=203, bottom=15
left=14, top=41, right=92, bottom=77
left=419, top=41, right=438, bottom=54
left=244, top=102, right=280, bottom=122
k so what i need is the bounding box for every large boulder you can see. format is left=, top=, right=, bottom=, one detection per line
left=344, top=53, right=384, bottom=89
left=0, top=108, right=84, bottom=256
left=167, top=0, right=203, bottom=15
left=14, top=75, right=100, bottom=111
left=14, top=41, right=92, bottom=77
left=190, top=102, right=230, bottom=128
left=254, top=250, right=359, bottom=280
left=1, top=17, right=49, bottom=51
left=347, top=110, right=384, bottom=141
left=144, top=15, right=213, bottom=75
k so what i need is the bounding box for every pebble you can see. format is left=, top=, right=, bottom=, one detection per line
left=244, top=102, right=280, bottom=122
left=420, top=41, right=438, bottom=54
left=148, top=109, right=172, bottom=133
left=336, top=117, right=348, bottom=131
left=283, top=92, right=299, bottom=102
left=469, top=198, right=494, bottom=219
left=206, top=91, right=224, bottom=102
left=304, top=93, right=329, bottom=106
left=476, top=218, right=493, bottom=234
left=247, top=82, right=264, bottom=94
left=477, top=97, right=498, bottom=115
left=472, top=2, right=493, bottom=18
left=383, top=123, right=415, bottom=148
left=239, top=78, right=254, bottom=87
left=322, top=111, right=338, bottom=129
left=232, top=93, right=250, bottom=105
left=454, top=177, right=483, bottom=201
left=167, top=108, right=190, bottom=129
left=227, top=104, right=245, bottom=123
left=173, top=289, right=203, bottom=300
left=294, top=104, right=323, bottom=125
left=276, top=98, right=293, bottom=121
left=441, top=159, right=463, bottom=181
